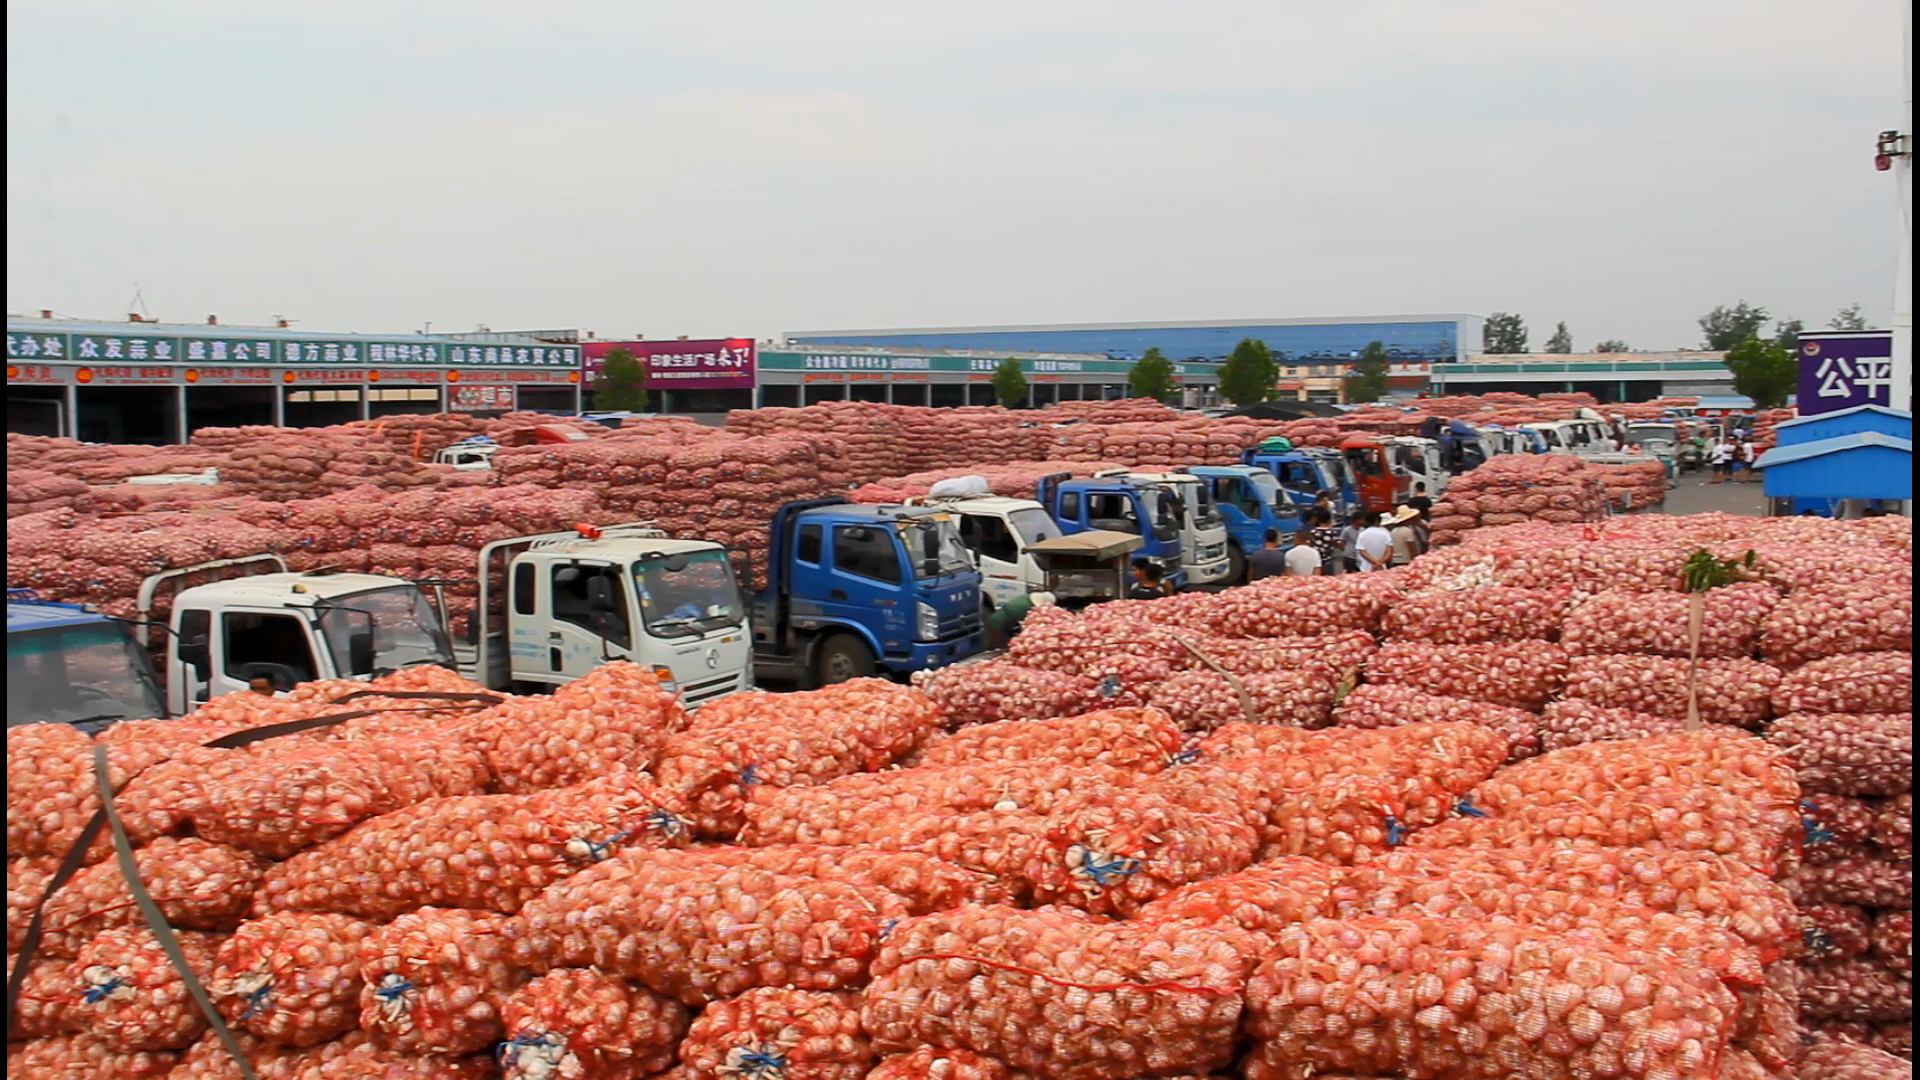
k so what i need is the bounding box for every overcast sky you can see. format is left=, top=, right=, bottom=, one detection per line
left=6, top=1, right=1907, bottom=351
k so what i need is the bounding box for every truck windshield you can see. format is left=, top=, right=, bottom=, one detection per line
left=1142, top=490, right=1181, bottom=543
left=1006, top=507, right=1058, bottom=547
left=1185, top=483, right=1223, bottom=528
left=1630, top=425, right=1676, bottom=445
left=1245, top=471, right=1286, bottom=509
left=8, top=622, right=165, bottom=732
left=633, top=549, right=745, bottom=638
left=903, top=519, right=975, bottom=580
left=316, top=586, right=453, bottom=677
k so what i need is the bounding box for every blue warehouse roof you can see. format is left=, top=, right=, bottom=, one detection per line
left=1773, top=406, right=1912, bottom=445
left=1755, top=432, right=1913, bottom=501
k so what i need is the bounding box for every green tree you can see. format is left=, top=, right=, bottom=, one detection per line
left=1699, top=301, right=1770, bottom=350
left=1543, top=322, right=1573, bottom=354
left=1594, top=339, right=1630, bottom=353
left=1483, top=313, right=1529, bottom=354
left=1772, top=318, right=1803, bottom=355
left=1829, top=303, right=1868, bottom=331
left=1722, top=336, right=1797, bottom=409
left=991, top=357, right=1028, bottom=409
left=589, top=348, right=648, bottom=411
left=1216, top=337, right=1278, bottom=405
left=1343, top=341, right=1392, bottom=403
left=1128, top=347, right=1180, bottom=405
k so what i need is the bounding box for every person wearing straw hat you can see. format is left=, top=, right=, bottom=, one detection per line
left=1386, top=505, right=1423, bottom=567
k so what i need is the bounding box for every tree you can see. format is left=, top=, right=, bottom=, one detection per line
left=1343, top=341, right=1392, bottom=403
left=1483, top=313, right=1529, bottom=354
left=1722, top=336, right=1796, bottom=409
left=991, top=357, right=1028, bottom=409
left=590, top=348, right=648, bottom=411
left=1128, top=347, right=1180, bottom=405
left=1830, top=303, right=1869, bottom=331
left=1699, top=301, right=1770, bottom=351
left=1543, top=322, right=1573, bottom=354
left=1772, top=318, right=1803, bottom=356
left=1593, top=339, right=1630, bottom=353
left=1216, top=338, right=1278, bottom=405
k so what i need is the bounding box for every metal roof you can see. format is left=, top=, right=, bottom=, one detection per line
left=7, top=599, right=114, bottom=633
left=1755, top=432, right=1914, bottom=501
left=1755, top=431, right=1913, bottom=468
left=6, top=318, right=561, bottom=348
left=787, top=313, right=1480, bottom=339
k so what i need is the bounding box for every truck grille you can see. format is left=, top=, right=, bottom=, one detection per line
left=1200, top=542, right=1227, bottom=562
left=681, top=673, right=743, bottom=706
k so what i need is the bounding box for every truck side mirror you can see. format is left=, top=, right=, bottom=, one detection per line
left=347, top=631, right=375, bottom=676
left=178, top=636, right=211, bottom=680
left=587, top=576, right=620, bottom=612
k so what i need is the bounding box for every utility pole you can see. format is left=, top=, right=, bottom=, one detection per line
left=1891, top=2, right=1913, bottom=413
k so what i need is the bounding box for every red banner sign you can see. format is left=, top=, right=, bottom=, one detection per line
left=583, top=339, right=755, bottom=389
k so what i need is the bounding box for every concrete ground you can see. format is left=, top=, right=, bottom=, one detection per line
left=1651, top=467, right=1770, bottom=517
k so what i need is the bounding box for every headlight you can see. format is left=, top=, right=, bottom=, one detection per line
left=916, top=601, right=940, bottom=642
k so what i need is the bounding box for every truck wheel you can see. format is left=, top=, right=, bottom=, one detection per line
left=814, top=634, right=876, bottom=687
left=1225, top=543, right=1247, bottom=584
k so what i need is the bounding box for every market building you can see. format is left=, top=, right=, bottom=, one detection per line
left=783, top=314, right=1481, bottom=403
left=6, top=315, right=582, bottom=442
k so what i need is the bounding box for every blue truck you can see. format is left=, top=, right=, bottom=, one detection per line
left=750, top=498, right=986, bottom=688
left=1186, top=465, right=1307, bottom=579
left=1239, top=446, right=1354, bottom=515
left=8, top=589, right=166, bottom=731
left=1033, top=472, right=1188, bottom=587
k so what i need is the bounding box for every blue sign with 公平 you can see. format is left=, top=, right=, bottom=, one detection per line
left=1796, top=331, right=1893, bottom=415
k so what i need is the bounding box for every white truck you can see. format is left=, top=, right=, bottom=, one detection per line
left=139, top=524, right=753, bottom=713
left=905, top=494, right=1065, bottom=615
left=432, top=438, right=498, bottom=470
left=1383, top=437, right=1451, bottom=499
left=1116, top=471, right=1235, bottom=588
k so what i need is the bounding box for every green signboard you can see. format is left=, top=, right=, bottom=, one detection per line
left=6, top=324, right=580, bottom=368
left=757, top=349, right=1215, bottom=377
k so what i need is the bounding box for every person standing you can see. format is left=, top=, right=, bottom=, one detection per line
left=1309, top=506, right=1344, bottom=575
left=1355, top=511, right=1394, bottom=572
left=1387, top=506, right=1423, bottom=567
left=1709, top=437, right=1735, bottom=484
left=1245, top=528, right=1291, bottom=582
left=1405, top=483, right=1433, bottom=522
left=1128, top=558, right=1176, bottom=599
left=1283, top=528, right=1322, bottom=576
left=1339, top=512, right=1365, bottom=574
left=985, top=590, right=1055, bottom=649
left=1738, top=435, right=1760, bottom=483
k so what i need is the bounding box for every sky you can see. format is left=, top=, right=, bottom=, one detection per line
left=6, top=1, right=1908, bottom=352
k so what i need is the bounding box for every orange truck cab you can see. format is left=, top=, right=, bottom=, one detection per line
left=532, top=423, right=591, bottom=445
left=1340, top=437, right=1399, bottom=513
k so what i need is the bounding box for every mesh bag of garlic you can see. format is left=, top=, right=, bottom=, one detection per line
left=1760, top=579, right=1913, bottom=667
left=356, top=906, right=523, bottom=1056
left=1332, top=684, right=1542, bottom=762
left=68, top=925, right=222, bottom=1051
left=1382, top=586, right=1571, bottom=644
left=673, top=987, right=872, bottom=1080
left=1365, top=641, right=1569, bottom=711
left=508, top=848, right=907, bottom=1006
left=1242, top=916, right=1741, bottom=1080
left=581, top=843, right=1011, bottom=914
left=861, top=904, right=1259, bottom=1080
left=1561, top=654, right=1781, bottom=726
left=9, top=951, right=80, bottom=1039
left=1144, top=667, right=1342, bottom=732
left=905, top=707, right=1184, bottom=772
left=7, top=1033, right=183, bottom=1079
left=1560, top=583, right=1779, bottom=659
left=1796, top=1034, right=1915, bottom=1080
left=865, top=1045, right=1025, bottom=1080
left=253, top=773, right=693, bottom=919
left=34, top=837, right=264, bottom=959
left=496, top=967, right=689, bottom=1080
left=911, top=659, right=1109, bottom=726
left=207, top=911, right=374, bottom=1048
left=1771, top=651, right=1913, bottom=716
left=463, top=661, right=689, bottom=795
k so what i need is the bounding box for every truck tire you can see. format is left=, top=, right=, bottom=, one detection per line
left=1225, top=543, right=1247, bottom=585
left=813, top=634, right=876, bottom=687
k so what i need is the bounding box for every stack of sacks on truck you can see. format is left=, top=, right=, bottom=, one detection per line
left=848, top=461, right=1127, bottom=503
left=1425, top=453, right=1612, bottom=545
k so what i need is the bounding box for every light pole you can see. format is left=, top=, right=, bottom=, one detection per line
left=1890, top=3, right=1913, bottom=413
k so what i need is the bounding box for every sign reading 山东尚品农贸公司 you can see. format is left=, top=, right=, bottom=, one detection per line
left=1795, top=331, right=1895, bottom=416
left=4, top=326, right=580, bottom=369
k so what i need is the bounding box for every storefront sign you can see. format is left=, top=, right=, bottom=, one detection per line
left=583, top=339, right=756, bottom=389
left=450, top=385, right=516, bottom=412
left=6, top=324, right=580, bottom=369
left=446, top=343, right=577, bottom=367
left=1796, top=331, right=1894, bottom=415
left=758, top=350, right=1152, bottom=378
left=187, top=367, right=276, bottom=385
left=6, top=363, right=64, bottom=384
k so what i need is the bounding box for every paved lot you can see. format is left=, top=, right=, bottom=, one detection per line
left=1654, top=468, right=1769, bottom=517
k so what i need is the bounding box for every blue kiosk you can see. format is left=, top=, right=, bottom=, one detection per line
left=1754, top=406, right=1912, bottom=517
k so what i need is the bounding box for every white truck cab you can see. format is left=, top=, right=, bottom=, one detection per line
left=1116, top=471, right=1235, bottom=587
left=904, top=495, right=1063, bottom=613
left=465, top=525, right=752, bottom=707
left=152, top=559, right=455, bottom=715
left=1385, top=437, right=1450, bottom=500
left=432, top=439, right=498, bottom=470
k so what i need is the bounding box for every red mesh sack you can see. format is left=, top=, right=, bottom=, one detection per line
left=606, top=844, right=1011, bottom=914
left=675, top=988, right=871, bottom=1080
left=911, top=660, right=1105, bottom=726
left=1792, top=854, right=1913, bottom=908
left=8, top=856, right=59, bottom=953
left=7, top=723, right=117, bottom=862
left=1333, top=684, right=1541, bottom=761
left=39, top=838, right=265, bottom=958
left=358, top=907, right=522, bottom=1055
left=1800, top=904, right=1876, bottom=960
left=1560, top=583, right=1778, bottom=659
left=1536, top=700, right=1744, bottom=754
left=70, top=926, right=222, bottom=1051
left=1765, top=713, right=1912, bottom=797
left=1799, top=957, right=1913, bottom=1022
left=1871, top=910, right=1911, bottom=978
left=8, top=953, right=81, bottom=1039
left=192, top=733, right=490, bottom=858
left=905, top=708, right=1181, bottom=773
left=1797, top=1035, right=1913, bottom=1080
left=1800, top=794, right=1880, bottom=854
left=1243, top=916, right=1740, bottom=1080
left=496, top=967, right=688, bottom=1080
left=1872, top=793, right=1911, bottom=857
left=466, top=661, right=689, bottom=794
left=254, top=773, right=692, bottom=918
left=1023, top=787, right=1256, bottom=917
left=510, top=848, right=905, bottom=1005
left=1463, top=730, right=1801, bottom=821
left=1180, top=631, right=1377, bottom=677
left=1772, top=652, right=1912, bottom=716
left=862, top=904, right=1258, bottom=1080
left=1143, top=668, right=1339, bottom=732
left=865, top=1047, right=1021, bottom=1080
left=1202, top=574, right=1399, bottom=637
left=209, top=912, right=374, bottom=1047
left=163, top=1030, right=303, bottom=1079
left=1364, top=641, right=1568, bottom=710
left=1760, top=580, right=1913, bottom=667
left=8, top=1033, right=178, bottom=1078
left=1382, top=586, right=1570, bottom=644
left=1561, top=654, right=1781, bottom=725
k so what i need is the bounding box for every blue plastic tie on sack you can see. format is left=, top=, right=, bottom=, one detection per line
left=1097, top=674, right=1122, bottom=699
left=1169, top=747, right=1201, bottom=767
left=644, top=808, right=687, bottom=839
left=1076, top=849, right=1142, bottom=888
left=373, top=977, right=416, bottom=1002
left=739, top=762, right=761, bottom=788
left=732, top=1046, right=789, bottom=1080
left=1453, top=795, right=1488, bottom=818
left=1385, top=815, right=1409, bottom=846
left=81, top=972, right=129, bottom=1004
left=238, top=982, right=272, bottom=1019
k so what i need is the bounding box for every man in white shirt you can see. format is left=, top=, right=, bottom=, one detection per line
left=1738, top=438, right=1759, bottom=482
left=1708, top=439, right=1735, bottom=484
left=1355, top=511, right=1394, bottom=572
left=1282, top=528, right=1322, bottom=576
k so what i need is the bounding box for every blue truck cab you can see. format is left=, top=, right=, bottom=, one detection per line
left=1034, top=472, right=1187, bottom=587
left=1437, top=419, right=1491, bottom=474
left=8, top=589, right=166, bottom=731
left=1186, top=465, right=1306, bottom=580
left=1239, top=447, right=1353, bottom=515
left=751, top=498, right=985, bottom=688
